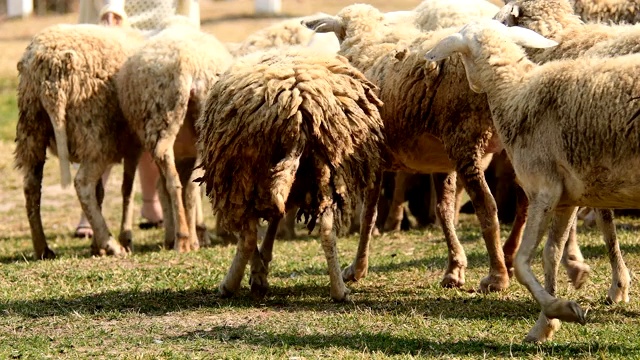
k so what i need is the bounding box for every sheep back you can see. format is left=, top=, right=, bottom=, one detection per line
left=197, top=49, right=385, bottom=232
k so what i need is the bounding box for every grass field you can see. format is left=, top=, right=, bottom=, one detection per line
left=0, top=1, right=639, bottom=358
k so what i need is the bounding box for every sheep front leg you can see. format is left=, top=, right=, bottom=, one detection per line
left=457, top=164, right=509, bottom=293
left=153, top=140, right=191, bottom=253
left=219, top=220, right=259, bottom=298
left=75, top=162, right=125, bottom=257
left=24, top=161, right=55, bottom=260
left=177, top=156, right=202, bottom=251
left=502, top=184, right=528, bottom=277
left=343, top=172, right=382, bottom=282
left=561, top=218, right=591, bottom=289
left=118, top=153, right=139, bottom=253
left=525, top=206, right=577, bottom=343
left=320, top=207, right=350, bottom=301
left=157, top=172, right=174, bottom=249
left=595, top=209, right=631, bottom=304
left=516, top=191, right=585, bottom=343
left=433, top=172, right=467, bottom=288
left=249, top=216, right=281, bottom=298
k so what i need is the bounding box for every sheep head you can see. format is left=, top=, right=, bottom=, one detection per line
left=302, top=4, right=393, bottom=43
left=302, top=15, right=346, bottom=42
left=424, top=20, right=557, bottom=93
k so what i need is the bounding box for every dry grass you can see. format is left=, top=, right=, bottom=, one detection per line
left=1, top=1, right=640, bottom=358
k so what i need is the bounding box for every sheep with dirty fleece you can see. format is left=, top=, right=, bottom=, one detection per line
left=414, top=0, right=501, bottom=31
left=304, top=4, right=514, bottom=293
left=196, top=48, right=385, bottom=301
left=572, top=0, right=640, bottom=24
left=494, top=0, right=634, bottom=311
left=425, top=19, right=640, bottom=343
left=15, top=22, right=144, bottom=259
left=117, top=17, right=233, bottom=253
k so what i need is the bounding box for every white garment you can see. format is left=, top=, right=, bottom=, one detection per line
left=77, top=0, right=200, bottom=30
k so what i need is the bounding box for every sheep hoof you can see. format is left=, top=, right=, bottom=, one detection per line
left=330, top=287, right=351, bottom=302
left=441, top=269, right=465, bottom=288
left=544, top=299, right=586, bottom=325
left=249, top=273, right=269, bottom=299
left=342, top=264, right=367, bottom=282
left=91, top=238, right=127, bottom=257
left=174, top=233, right=191, bottom=253
left=523, top=314, right=561, bottom=343
left=37, top=247, right=56, bottom=260
left=118, top=230, right=133, bottom=253
left=218, top=283, right=236, bottom=298
left=606, top=282, right=630, bottom=305
left=565, top=261, right=591, bottom=290
left=479, top=272, right=509, bottom=293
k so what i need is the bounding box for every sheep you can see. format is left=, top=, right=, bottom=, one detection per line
left=304, top=4, right=515, bottom=293
left=196, top=48, right=385, bottom=301
left=494, top=0, right=633, bottom=304
left=424, top=18, right=640, bottom=342
left=414, top=0, right=501, bottom=31
left=15, top=23, right=144, bottom=258
left=571, top=0, right=640, bottom=24
left=116, top=18, right=233, bottom=252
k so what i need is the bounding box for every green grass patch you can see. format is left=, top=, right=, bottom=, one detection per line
left=0, top=77, right=18, bottom=142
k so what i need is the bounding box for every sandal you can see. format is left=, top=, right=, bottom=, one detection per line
left=74, top=225, right=94, bottom=238
left=138, top=220, right=163, bottom=230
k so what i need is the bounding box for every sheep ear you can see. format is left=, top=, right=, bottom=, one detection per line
left=494, top=3, right=520, bottom=27
left=506, top=26, right=558, bottom=48
left=301, top=16, right=343, bottom=34
left=424, top=33, right=467, bottom=62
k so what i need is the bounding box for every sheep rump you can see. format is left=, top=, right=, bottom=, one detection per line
left=197, top=49, right=385, bottom=233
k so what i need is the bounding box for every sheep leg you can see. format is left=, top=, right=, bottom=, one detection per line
left=561, top=218, right=591, bottom=289
left=75, top=161, right=125, bottom=257
left=195, top=184, right=208, bottom=247
left=177, top=156, right=202, bottom=251
left=276, top=208, right=297, bottom=240
left=383, top=172, right=408, bottom=232
left=249, top=216, right=281, bottom=298
left=157, top=172, right=174, bottom=249
left=433, top=172, right=467, bottom=288
left=23, top=161, right=55, bottom=260
left=458, top=164, right=509, bottom=293
left=524, top=206, right=577, bottom=343
left=320, top=207, right=350, bottom=301
left=219, top=220, right=259, bottom=297
left=502, top=184, right=528, bottom=277
left=118, top=153, right=139, bottom=253
left=153, top=140, right=191, bottom=252
left=343, top=171, right=382, bottom=282
left=515, top=190, right=585, bottom=342
left=595, top=209, right=631, bottom=304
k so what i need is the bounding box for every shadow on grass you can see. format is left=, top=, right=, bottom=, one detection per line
left=2, top=284, right=544, bottom=320
left=169, top=325, right=640, bottom=357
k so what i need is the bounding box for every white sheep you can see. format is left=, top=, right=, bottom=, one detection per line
left=116, top=18, right=233, bottom=252
left=15, top=23, right=144, bottom=259
left=414, top=0, right=501, bottom=31
left=494, top=0, right=633, bottom=307
left=304, top=4, right=513, bottom=293
left=571, top=0, right=640, bottom=24
left=425, top=18, right=640, bottom=343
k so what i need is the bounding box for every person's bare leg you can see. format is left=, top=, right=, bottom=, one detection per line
left=138, top=151, right=163, bottom=224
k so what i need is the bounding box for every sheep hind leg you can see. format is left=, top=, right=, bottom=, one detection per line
left=458, top=165, right=509, bottom=293
left=177, top=156, right=202, bottom=251
left=595, top=209, right=631, bottom=304
left=433, top=172, right=467, bottom=288
left=320, top=207, right=350, bottom=301
left=76, top=161, right=125, bottom=257
left=342, top=171, right=382, bottom=282
left=24, top=161, right=55, bottom=260
left=525, top=206, right=577, bottom=343
left=249, top=216, right=281, bottom=298
left=502, top=183, right=528, bottom=277
left=383, top=172, right=408, bottom=232
left=157, top=172, right=174, bottom=250
left=118, top=153, right=140, bottom=253
left=561, top=218, right=591, bottom=290
left=219, top=220, right=259, bottom=298
left=153, top=140, right=190, bottom=252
